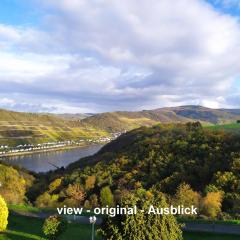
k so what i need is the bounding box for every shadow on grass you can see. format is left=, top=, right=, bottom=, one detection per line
left=0, top=230, right=45, bottom=240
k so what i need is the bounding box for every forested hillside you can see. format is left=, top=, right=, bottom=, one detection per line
left=32, top=123, right=240, bottom=220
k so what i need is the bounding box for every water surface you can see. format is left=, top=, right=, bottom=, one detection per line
left=0, top=145, right=102, bottom=172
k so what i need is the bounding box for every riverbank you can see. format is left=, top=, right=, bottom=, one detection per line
left=0, top=144, right=103, bottom=172
left=0, top=142, right=104, bottom=158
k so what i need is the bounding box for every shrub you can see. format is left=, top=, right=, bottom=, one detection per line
left=0, top=195, right=8, bottom=232
left=42, top=215, right=67, bottom=239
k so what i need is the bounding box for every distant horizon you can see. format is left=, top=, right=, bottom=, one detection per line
left=1, top=104, right=240, bottom=115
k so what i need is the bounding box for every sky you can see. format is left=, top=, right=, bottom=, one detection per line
left=0, top=0, right=240, bottom=113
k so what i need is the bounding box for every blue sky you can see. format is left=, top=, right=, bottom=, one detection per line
left=207, top=0, right=240, bottom=16
left=0, top=0, right=240, bottom=113
left=0, top=0, right=41, bottom=26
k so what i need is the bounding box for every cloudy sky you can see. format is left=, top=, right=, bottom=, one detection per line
left=0, top=0, right=240, bottom=113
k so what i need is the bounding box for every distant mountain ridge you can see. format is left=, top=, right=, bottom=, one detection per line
left=0, top=105, right=240, bottom=146
left=80, top=105, right=240, bottom=132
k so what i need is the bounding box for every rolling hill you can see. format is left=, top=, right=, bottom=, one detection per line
left=34, top=123, right=239, bottom=220
left=81, top=105, right=240, bottom=132
left=0, top=105, right=240, bottom=147
left=0, top=109, right=108, bottom=147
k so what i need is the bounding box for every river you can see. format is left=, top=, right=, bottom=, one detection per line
left=0, top=145, right=103, bottom=173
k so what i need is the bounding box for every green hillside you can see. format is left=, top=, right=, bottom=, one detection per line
left=32, top=123, right=239, bottom=220
left=1, top=123, right=239, bottom=239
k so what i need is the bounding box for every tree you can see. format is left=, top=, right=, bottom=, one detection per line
left=201, top=192, right=223, bottom=218
left=49, top=178, right=62, bottom=193
left=100, top=186, right=114, bottom=207
left=35, top=192, right=59, bottom=208
left=0, top=195, right=8, bottom=232
left=100, top=193, right=183, bottom=240
left=42, top=215, right=67, bottom=240
left=214, top=171, right=238, bottom=192
left=0, top=164, right=31, bottom=204
left=89, top=194, right=99, bottom=208
left=174, top=183, right=200, bottom=218
left=85, top=176, right=96, bottom=190
left=65, top=184, right=86, bottom=206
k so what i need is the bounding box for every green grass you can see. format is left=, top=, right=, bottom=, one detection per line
left=0, top=214, right=101, bottom=240
left=183, top=231, right=240, bottom=240
left=206, top=123, right=240, bottom=131
left=178, top=217, right=240, bottom=225
left=1, top=214, right=239, bottom=240
left=8, top=204, right=43, bottom=213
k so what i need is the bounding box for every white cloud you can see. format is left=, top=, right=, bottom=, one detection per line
left=0, top=0, right=240, bottom=112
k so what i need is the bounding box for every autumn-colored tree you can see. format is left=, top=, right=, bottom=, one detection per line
left=0, top=195, right=8, bottom=232
left=0, top=164, right=31, bottom=204
left=174, top=183, right=200, bottom=218
left=85, top=176, right=96, bottom=190
left=35, top=192, right=59, bottom=208
left=48, top=178, right=62, bottom=193
left=65, top=184, right=86, bottom=206
left=201, top=192, right=223, bottom=218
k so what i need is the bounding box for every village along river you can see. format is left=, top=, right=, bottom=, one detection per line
left=0, top=145, right=102, bottom=173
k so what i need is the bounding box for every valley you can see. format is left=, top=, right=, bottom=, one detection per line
left=1, top=105, right=240, bottom=152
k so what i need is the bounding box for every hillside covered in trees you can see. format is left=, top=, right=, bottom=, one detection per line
left=30, top=123, right=239, bottom=220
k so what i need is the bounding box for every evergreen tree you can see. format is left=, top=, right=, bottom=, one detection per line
left=100, top=193, right=183, bottom=240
